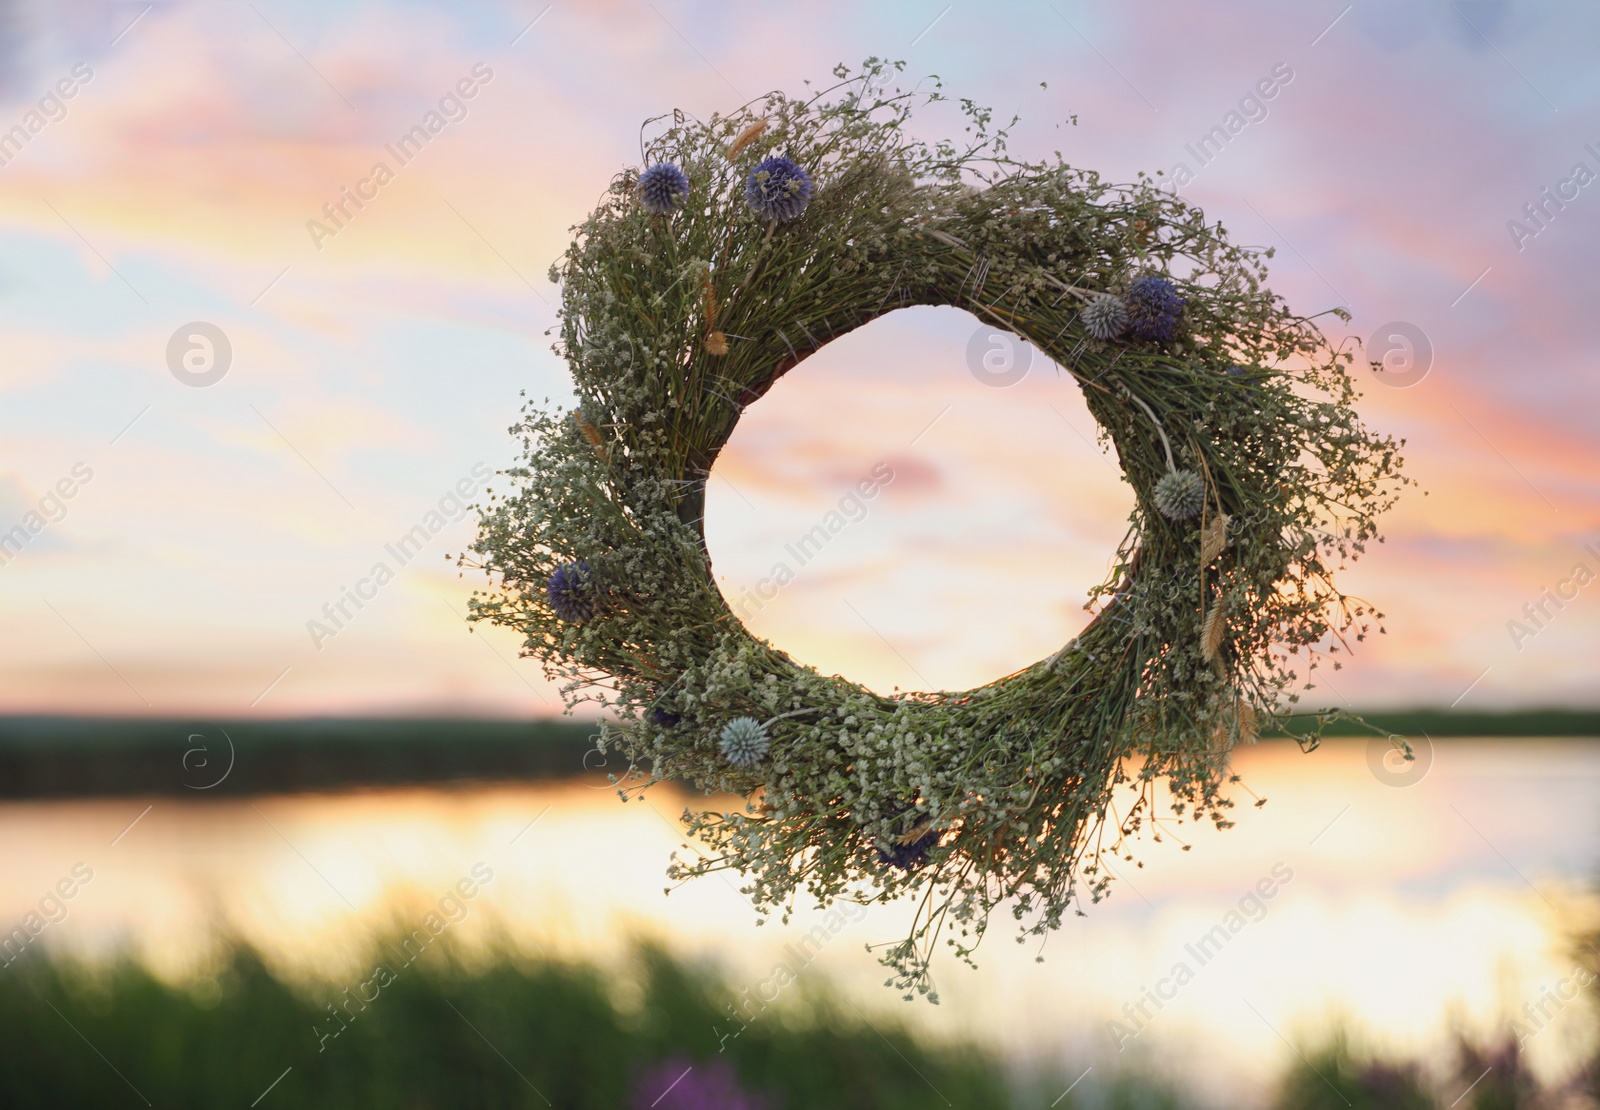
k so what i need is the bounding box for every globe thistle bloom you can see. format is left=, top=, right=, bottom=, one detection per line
left=1153, top=470, right=1206, bottom=522
left=546, top=560, right=601, bottom=622
left=1081, top=294, right=1128, bottom=340
left=744, top=156, right=812, bottom=223
left=719, top=716, right=770, bottom=767
left=638, top=162, right=690, bottom=216
left=877, top=826, right=940, bottom=872
left=1125, top=274, right=1185, bottom=342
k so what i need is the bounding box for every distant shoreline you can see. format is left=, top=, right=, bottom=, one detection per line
left=1276, top=706, right=1600, bottom=740
left=0, top=716, right=601, bottom=800
left=0, top=710, right=1593, bottom=800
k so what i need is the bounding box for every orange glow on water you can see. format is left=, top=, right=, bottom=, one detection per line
left=2, top=738, right=1595, bottom=1102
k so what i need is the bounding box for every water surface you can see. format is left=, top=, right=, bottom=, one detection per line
left=3, top=737, right=1596, bottom=1105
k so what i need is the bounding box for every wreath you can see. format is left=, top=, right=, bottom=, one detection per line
left=466, top=60, right=1411, bottom=999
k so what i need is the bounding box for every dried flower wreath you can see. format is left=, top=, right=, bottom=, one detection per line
left=465, top=60, right=1411, bottom=999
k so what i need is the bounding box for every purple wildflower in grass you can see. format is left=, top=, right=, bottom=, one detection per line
left=632, top=1057, right=765, bottom=1110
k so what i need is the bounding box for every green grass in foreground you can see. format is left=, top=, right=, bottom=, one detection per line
left=0, top=937, right=1016, bottom=1109
left=0, top=934, right=1594, bottom=1108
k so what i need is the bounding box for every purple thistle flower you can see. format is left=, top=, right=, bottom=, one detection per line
left=639, top=163, right=690, bottom=216
left=632, top=1057, right=765, bottom=1110
left=1125, top=274, right=1185, bottom=343
left=744, top=156, right=812, bottom=223
left=877, top=826, right=940, bottom=872
left=647, top=707, right=682, bottom=729
left=547, top=560, right=600, bottom=622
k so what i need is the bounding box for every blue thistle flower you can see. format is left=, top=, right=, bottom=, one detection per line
left=744, top=156, right=812, bottom=223
left=1153, top=470, right=1206, bottom=522
left=1125, top=274, right=1185, bottom=343
left=1081, top=294, right=1128, bottom=341
left=877, top=825, right=940, bottom=872
left=546, top=560, right=601, bottom=622
left=638, top=162, right=690, bottom=216
left=718, top=716, right=769, bottom=767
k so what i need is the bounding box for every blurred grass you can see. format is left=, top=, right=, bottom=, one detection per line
left=1269, top=1031, right=1596, bottom=1110
left=0, top=936, right=1019, bottom=1108
left=1, top=933, right=1595, bottom=1107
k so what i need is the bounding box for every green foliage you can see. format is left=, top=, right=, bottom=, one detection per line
left=1270, top=1031, right=1585, bottom=1110
left=4, top=937, right=1597, bottom=1108
left=0, top=938, right=1013, bottom=1109
left=1018, top=1069, right=1198, bottom=1109
left=466, top=58, right=1411, bottom=997
left=1274, top=1036, right=1436, bottom=1110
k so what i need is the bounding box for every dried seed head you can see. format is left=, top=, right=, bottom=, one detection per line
left=1237, top=700, right=1259, bottom=744
left=726, top=116, right=769, bottom=161
left=1201, top=513, right=1230, bottom=565
left=701, top=272, right=719, bottom=323
left=572, top=411, right=609, bottom=461
left=895, top=819, right=935, bottom=845
left=1201, top=598, right=1228, bottom=662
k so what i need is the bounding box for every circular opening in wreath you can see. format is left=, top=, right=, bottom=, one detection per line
left=703, top=306, right=1137, bottom=695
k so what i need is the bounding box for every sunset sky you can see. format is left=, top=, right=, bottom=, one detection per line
left=0, top=0, right=1595, bottom=717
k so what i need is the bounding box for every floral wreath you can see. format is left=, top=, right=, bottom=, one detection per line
left=466, top=60, right=1410, bottom=998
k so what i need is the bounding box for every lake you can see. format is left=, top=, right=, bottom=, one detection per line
left=2, top=736, right=1596, bottom=1106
